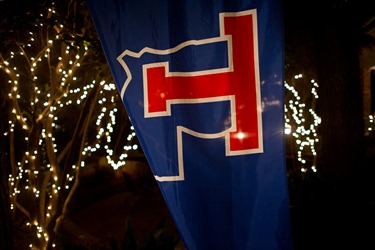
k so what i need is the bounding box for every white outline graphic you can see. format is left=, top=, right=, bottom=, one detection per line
left=117, top=9, right=262, bottom=182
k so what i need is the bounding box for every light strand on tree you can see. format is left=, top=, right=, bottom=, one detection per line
left=284, top=73, right=321, bottom=173
left=1, top=3, right=140, bottom=249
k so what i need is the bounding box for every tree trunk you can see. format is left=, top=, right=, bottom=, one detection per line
left=0, top=111, right=14, bottom=250
left=315, top=1, right=365, bottom=194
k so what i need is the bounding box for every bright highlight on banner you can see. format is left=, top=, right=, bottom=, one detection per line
left=87, top=0, right=293, bottom=249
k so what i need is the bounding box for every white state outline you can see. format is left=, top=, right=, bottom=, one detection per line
left=117, top=9, right=263, bottom=182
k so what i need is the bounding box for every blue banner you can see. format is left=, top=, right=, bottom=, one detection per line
left=87, top=0, right=293, bottom=249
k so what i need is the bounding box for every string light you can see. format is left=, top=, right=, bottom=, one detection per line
left=284, top=74, right=321, bottom=173
left=366, top=114, right=374, bottom=136
left=1, top=3, right=140, bottom=249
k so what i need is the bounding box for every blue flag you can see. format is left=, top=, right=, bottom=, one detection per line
left=87, top=0, right=293, bottom=249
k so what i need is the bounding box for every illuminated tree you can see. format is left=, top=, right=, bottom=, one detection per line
left=284, top=0, right=375, bottom=184
left=0, top=1, right=141, bottom=249
left=284, top=74, right=321, bottom=173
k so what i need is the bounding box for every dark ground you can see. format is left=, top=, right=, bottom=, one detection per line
left=60, top=161, right=184, bottom=250
left=52, top=154, right=375, bottom=250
